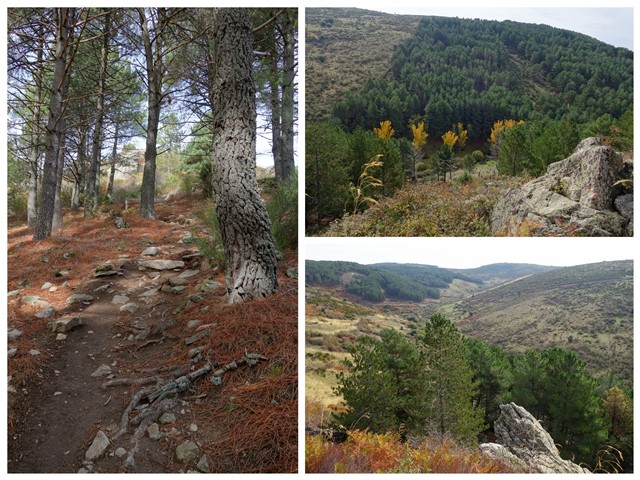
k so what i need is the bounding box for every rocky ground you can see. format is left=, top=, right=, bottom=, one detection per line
left=7, top=199, right=298, bottom=473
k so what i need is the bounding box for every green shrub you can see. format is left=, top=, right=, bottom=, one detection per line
left=266, top=170, right=298, bottom=251
left=471, top=150, right=484, bottom=163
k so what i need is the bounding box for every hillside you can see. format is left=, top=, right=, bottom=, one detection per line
left=450, top=263, right=559, bottom=286
left=441, top=260, right=633, bottom=384
left=308, top=8, right=633, bottom=138
left=306, top=260, right=479, bottom=302
left=306, top=8, right=421, bottom=121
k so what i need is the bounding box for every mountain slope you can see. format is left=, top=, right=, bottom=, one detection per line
left=441, top=260, right=633, bottom=384
left=308, top=8, right=633, bottom=139
left=450, top=263, right=559, bottom=286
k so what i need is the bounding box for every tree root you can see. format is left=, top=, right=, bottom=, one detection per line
left=112, top=352, right=268, bottom=468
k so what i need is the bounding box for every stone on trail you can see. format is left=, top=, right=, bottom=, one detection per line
left=168, top=276, right=188, bottom=287
left=119, top=303, right=139, bottom=314
left=94, top=263, right=118, bottom=277
left=56, top=333, right=67, bottom=341
left=8, top=328, right=22, bottom=341
left=8, top=348, right=17, bottom=358
left=29, top=349, right=41, bottom=356
left=140, top=259, right=185, bottom=271
left=177, top=269, right=200, bottom=279
left=85, top=430, right=110, bottom=461
left=21, top=295, right=52, bottom=310
left=147, top=422, right=161, bottom=441
left=161, top=284, right=187, bottom=294
left=90, top=364, right=112, bottom=377
left=196, top=455, right=210, bottom=473
left=111, top=295, right=130, bottom=304
left=141, top=246, right=159, bottom=256
left=115, top=447, right=127, bottom=458
left=41, top=282, right=54, bottom=290
left=184, top=331, right=208, bottom=346
left=49, top=316, right=83, bottom=333
left=66, top=294, right=94, bottom=304
left=35, top=307, right=55, bottom=319
left=186, top=319, right=201, bottom=330
left=8, top=289, right=23, bottom=297
left=175, top=440, right=199, bottom=463
left=159, top=412, right=176, bottom=424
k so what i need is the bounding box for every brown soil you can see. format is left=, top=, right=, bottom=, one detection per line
left=7, top=198, right=298, bottom=473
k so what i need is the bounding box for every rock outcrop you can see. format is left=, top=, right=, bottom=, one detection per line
left=480, top=403, right=589, bottom=473
left=490, top=137, right=632, bottom=236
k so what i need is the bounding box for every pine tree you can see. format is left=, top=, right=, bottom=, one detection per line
left=419, top=314, right=485, bottom=443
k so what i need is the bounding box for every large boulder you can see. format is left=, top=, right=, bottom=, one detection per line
left=480, top=403, right=589, bottom=473
left=490, top=138, right=631, bottom=236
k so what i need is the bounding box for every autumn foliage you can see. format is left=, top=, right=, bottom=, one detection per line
left=373, top=120, right=395, bottom=141
left=489, top=119, right=525, bottom=143
left=306, top=431, right=517, bottom=473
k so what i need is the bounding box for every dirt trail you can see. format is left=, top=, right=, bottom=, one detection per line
left=9, top=248, right=208, bottom=472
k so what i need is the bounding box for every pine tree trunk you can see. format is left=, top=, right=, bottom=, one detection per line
left=27, top=24, right=45, bottom=227
left=85, top=12, right=110, bottom=218
left=210, top=8, right=278, bottom=303
left=52, top=132, right=66, bottom=230
left=107, top=120, right=120, bottom=201
left=138, top=8, right=165, bottom=220
left=279, top=10, right=296, bottom=181
left=71, top=127, right=87, bottom=210
left=34, top=8, right=73, bottom=241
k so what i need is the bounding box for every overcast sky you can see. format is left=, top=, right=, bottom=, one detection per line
left=305, top=238, right=635, bottom=269
left=373, top=7, right=633, bottom=50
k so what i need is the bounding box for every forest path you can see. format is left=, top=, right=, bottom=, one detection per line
left=8, top=204, right=215, bottom=473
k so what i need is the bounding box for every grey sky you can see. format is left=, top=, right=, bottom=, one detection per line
left=305, top=238, right=634, bottom=269
left=375, top=7, right=633, bottom=50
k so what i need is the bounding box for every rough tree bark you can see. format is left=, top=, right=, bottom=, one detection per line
left=107, top=119, right=120, bottom=201
left=210, top=8, right=278, bottom=303
left=279, top=10, right=296, bottom=182
left=51, top=132, right=66, bottom=230
left=71, top=126, right=87, bottom=210
left=27, top=21, right=45, bottom=227
left=34, top=8, right=73, bottom=241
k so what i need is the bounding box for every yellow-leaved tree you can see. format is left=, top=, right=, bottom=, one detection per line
left=456, top=122, right=468, bottom=149
left=441, top=130, right=458, bottom=151
left=489, top=119, right=524, bottom=143
left=409, top=121, right=428, bottom=181
left=374, top=120, right=395, bottom=141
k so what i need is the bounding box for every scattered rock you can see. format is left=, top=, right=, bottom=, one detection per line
left=159, top=412, right=176, bottom=424
left=286, top=268, right=298, bottom=279
left=139, top=288, right=160, bottom=297
left=161, top=284, right=187, bottom=294
left=196, top=280, right=222, bottom=293
left=41, top=282, right=54, bottom=290
left=8, top=328, right=22, bottom=341
left=91, top=365, right=113, bottom=377
left=188, top=346, right=205, bottom=359
left=115, top=217, right=128, bottom=229
left=85, top=430, right=110, bottom=461
left=480, top=403, right=589, bottom=473
left=141, top=246, right=159, bottom=256
left=147, top=423, right=161, bottom=441
left=7, top=289, right=23, bottom=297
left=168, top=276, right=188, bottom=287
left=35, top=307, right=55, bottom=319
left=66, top=294, right=94, bottom=304
left=185, top=331, right=208, bottom=346
left=114, top=447, right=127, bottom=458
left=56, top=333, right=67, bottom=341
left=55, top=270, right=70, bottom=277
left=140, top=259, right=185, bottom=271
left=181, top=231, right=194, bottom=243
left=53, top=391, right=63, bottom=396
left=8, top=348, right=17, bottom=358
left=490, top=138, right=630, bottom=236
left=49, top=316, right=83, bottom=333
left=29, top=349, right=41, bottom=356
left=187, top=319, right=202, bottom=330
left=111, top=295, right=130, bottom=304
left=21, top=295, right=52, bottom=310
left=196, top=455, right=209, bottom=473
left=178, top=269, right=200, bottom=279
left=189, top=423, right=198, bottom=432
left=614, top=193, right=633, bottom=235
left=119, top=303, right=139, bottom=314
left=94, top=284, right=111, bottom=292
left=175, top=440, right=200, bottom=463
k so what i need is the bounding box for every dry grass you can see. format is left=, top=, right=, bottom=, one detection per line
left=305, top=430, right=520, bottom=473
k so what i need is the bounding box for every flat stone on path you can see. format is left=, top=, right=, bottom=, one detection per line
left=56, top=333, right=67, bottom=341
left=185, top=331, right=208, bottom=346
left=161, top=284, right=187, bottom=294
left=111, top=295, right=130, bottom=304
left=147, top=423, right=161, bottom=441
left=175, top=440, right=199, bottom=463
left=197, top=455, right=209, bottom=473
left=21, top=295, right=52, bottom=310
left=119, top=303, right=139, bottom=314
left=178, top=269, right=200, bottom=279
left=85, top=430, right=110, bottom=461
left=49, top=316, right=83, bottom=333
left=115, top=447, right=127, bottom=458
left=29, top=349, right=41, bottom=356
left=159, top=412, right=176, bottom=424
left=141, top=246, right=159, bottom=256
left=41, top=282, right=54, bottom=290
left=90, top=365, right=112, bottom=377
left=35, top=307, right=55, bottom=318
left=168, top=276, right=188, bottom=287
left=139, top=259, right=185, bottom=271
left=8, top=328, right=22, bottom=341
left=139, top=288, right=159, bottom=297
left=8, top=289, right=23, bottom=297
left=66, top=294, right=94, bottom=304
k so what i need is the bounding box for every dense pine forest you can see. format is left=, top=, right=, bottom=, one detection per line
left=305, top=9, right=633, bottom=236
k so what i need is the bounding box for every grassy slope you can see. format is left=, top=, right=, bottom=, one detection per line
left=440, top=260, right=633, bottom=384
left=306, top=8, right=421, bottom=121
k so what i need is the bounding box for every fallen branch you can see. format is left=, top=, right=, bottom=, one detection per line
left=101, top=376, right=162, bottom=389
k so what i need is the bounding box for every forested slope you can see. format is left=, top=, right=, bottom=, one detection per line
left=325, top=11, right=633, bottom=138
